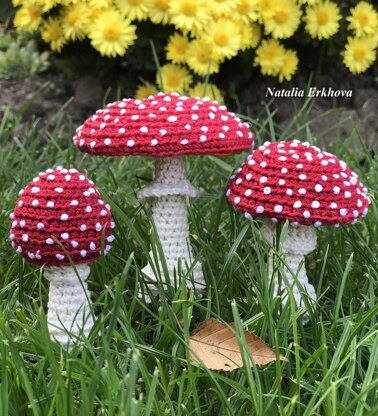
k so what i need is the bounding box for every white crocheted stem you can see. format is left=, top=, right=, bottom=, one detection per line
left=261, top=222, right=317, bottom=308
left=44, top=264, right=94, bottom=347
left=138, top=157, right=204, bottom=296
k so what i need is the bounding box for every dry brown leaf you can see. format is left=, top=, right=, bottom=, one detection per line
left=189, top=318, right=288, bottom=371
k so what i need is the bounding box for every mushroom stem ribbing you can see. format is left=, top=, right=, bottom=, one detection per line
left=44, top=264, right=94, bottom=347
left=261, top=222, right=317, bottom=308
left=138, top=156, right=204, bottom=295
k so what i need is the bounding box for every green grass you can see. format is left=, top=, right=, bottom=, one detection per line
left=0, top=94, right=377, bottom=416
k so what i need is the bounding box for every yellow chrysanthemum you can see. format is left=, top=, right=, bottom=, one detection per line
left=203, top=18, right=242, bottom=60
left=264, top=0, right=301, bottom=39
left=88, top=6, right=108, bottom=22
left=297, top=0, right=319, bottom=4
left=186, top=39, right=220, bottom=76
left=347, top=2, right=378, bottom=37
left=114, top=0, right=152, bottom=21
left=157, top=64, right=193, bottom=94
left=149, top=0, right=172, bottom=24
left=166, top=33, right=190, bottom=64
left=258, top=0, right=279, bottom=21
left=211, top=0, right=240, bottom=16
left=235, top=0, right=259, bottom=23
left=239, top=22, right=261, bottom=50
left=89, top=10, right=137, bottom=57
left=278, top=49, right=298, bottom=81
left=342, top=36, right=376, bottom=74
left=254, top=38, right=285, bottom=76
left=135, top=83, right=159, bottom=99
left=36, top=0, right=61, bottom=12
left=61, top=3, right=90, bottom=40
left=189, top=82, right=223, bottom=103
left=169, top=0, right=211, bottom=33
left=304, top=1, right=341, bottom=40
left=40, top=18, right=66, bottom=52
left=14, top=5, right=43, bottom=31
left=88, top=0, right=111, bottom=7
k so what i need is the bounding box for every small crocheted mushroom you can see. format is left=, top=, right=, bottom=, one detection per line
left=227, top=140, right=370, bottom=308
left=9, top=167, right=114, bottom=346
left=72, top=92, right=254, bottom=296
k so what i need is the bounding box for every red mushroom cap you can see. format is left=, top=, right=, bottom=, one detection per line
left=227, top=140, right=370, bottom=227
left=73, top=92, right=254, bottom=157
left=9, top=167, right=114, bottom=266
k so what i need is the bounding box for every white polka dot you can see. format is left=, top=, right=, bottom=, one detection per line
left=47, top=174, right=55, bottom=181
left=246, top=173, right=252, bottom=181
left=80, top=224, right=87, bottom=231
left=95, top=223, right=102, bottom=232
left=61, top=233, right=69, bottom=240
left=151, top=139, right=158, bottom=146
left=311, top=201, right=320, bottom=209
left=20, top=220, right=25, bottom=228
left=256, top=206, right=264, bottom=214
left=185, top=124, right=191, bottom=130
left=278, top=179, right=285, bottom=186
left=303, top=211, right=311, bottom=218
left=274, top=205, right=283, bottom=213
left=18, top=200, right=24, bottom=207
left=100, top=122, right=106, bottom=129
left=281, top=168, right=288, bottom=174
left=296, top=164, right=303, bottom=169
left=322, top=175, right=328, bottom=181
left=127, top=140, right=135, bottom=147
left=60, top=214, right=68, bottom=221
left=219, top=133, right=225, bottom=139
left=80, top=250, right=87, bottom=257
left=321, top=160, right=328, bottom=166
left=180, top=139, right=188, bottom=145
left=71, top=241, right=79, bottom=248
left=32, top=200, right=39, bottom=207
left=160, top=129, right=167, bottom=136
left=55, top=254, right=64, bottom=261
left=286, top=189, right=293, bottom=196
left=293, top=201, right=302, bottom=208
left=119, top=128, right=125, bottom=134
left=334, top=186, right=340, bottom=194
left=201, top=126, right=208, bottom=133
left=236, top=178, right=242, bottom=185
left=330, top=203, right=337, bottom=209
left=85, top=206, right=92, bottom=213
left=168, top=116, right=177, bottom=122
left=260, top=176, right=267, bottom=183
left=89, top=242, right=96, bottom=250
left=234, top=197, right=240, bottom=205
left=100, top=209, right=108, bottom=216
left=263, top=187, right=271, bottom=194
left=314, top=221, right=322, bottom=227
left=90, top=141, right=96, bottom=148
left=47, top=201, right=54, bottom=208
left=344, top=191, right=352, bottom=198
left=31, top=187, right=40, bottom=193
left=140, top=126, right=148, bottom=133
left=192, top=114, right=199, bottom=120
left=340, top=208, right=348, bottom=216
left=245, top=189, right=252, bottom=197
left=357, top=199, right=363, bottom=207
left=46, top=238, right=54, bottom=245
left=200, top=135, right=207, bottom=142
left=315, top=184, right=323, bottom=192
left=104, top=138, right=112, bottom=145
left=298, top=188, right=306, bottom=195
left=279, top=156, right=287, bottom=161
left=299, top=174, right=306, bottom=180
left=55, top=187, right=64, bottom=193
left=260, top=162, right=267, bottom=168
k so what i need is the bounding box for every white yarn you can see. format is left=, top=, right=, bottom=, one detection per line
left=261, top=222, right=317, bottom=308
left=44, top=264, right=94, bottom=347
left=138, top=157, right=198, bottom=199
left=138, top=157, right=204, bottom=298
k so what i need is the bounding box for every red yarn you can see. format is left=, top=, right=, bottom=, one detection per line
left=73, top=92, right=254, bottom=157
left=9, top=167, right=114, bottom=266
left=227, top=140, right=370, bottom=226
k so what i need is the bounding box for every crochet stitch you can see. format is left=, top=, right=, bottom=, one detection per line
left=10, top=166, right=114, bottom=265
left=227, top=140, right=370, bottom=226
left=73, top=92, right=254, bottom=157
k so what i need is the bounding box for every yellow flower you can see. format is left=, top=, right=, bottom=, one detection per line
left=14, top=5, right=43, bottom=31
left=347, top=2, right=378, bottom=37
left=36, top=0, right=61, bottom=12
left=304, top=1, right=341, bottom=40
left=235, top=0, right=259, bottom=23
left=89, top=10, right=137, bottom=57
left=278, top=49, right=298, bottom=81
left=342, top=36, right=376, bottom=74
left=264, top=0, right=301, bottom=39
left=211, top=0, right=240, bottom=16
left=239, top=22, right=261, bottom=50
left=135, top=82, right=159, bottom=98
left=149, top=0, right=172, bottom=25
left=88, top=0, right=111, bottom=7
left=114, top=0, right=152, bottom=21
left=186, top=39, right=220, bottom=76
left=258, top=0, right=279, bottom=21
left=254, top=38, right=285, bottom=76
left=157, top=63, right=193, bottom=94
left=61, top=3, right=90, bottom=40
left=297, top=0, right=319, bottom=4
left=41, top=18, right=66, bottom=52
left=189, top=82, right=223, bottom=102
left=166, top=33, right=190, bottom=64
left=203, top=18, right=242, bottom=60
left=169, top=0, right=211, bottom=33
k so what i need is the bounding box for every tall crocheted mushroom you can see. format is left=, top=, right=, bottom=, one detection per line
left=227, top=140, right=370, bottom=307
left=72, top=92, right=254, bottom=295
left=9, top=167, right=114, bottom=346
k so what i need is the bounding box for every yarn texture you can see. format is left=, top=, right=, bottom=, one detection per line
left=73, top=92, right=254, bottom=157
left=10, top=166, right=114, bottom=266
left=227, top=140, right=370, bottom=226
left=261, top=222, right=317, bottom=307
left=45, top=264, right=93, bottom=346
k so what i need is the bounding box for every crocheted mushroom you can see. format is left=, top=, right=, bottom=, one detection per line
left=73, top=92, right=254, bottom=295
left=227, top=140, right=370, bottom=308
left=9, top=166, right=114, bottom=346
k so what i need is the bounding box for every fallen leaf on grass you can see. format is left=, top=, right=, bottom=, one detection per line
left=189, top=318, right=288, bottom=371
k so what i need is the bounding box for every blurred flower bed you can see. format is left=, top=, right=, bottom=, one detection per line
left=8, top=0, right=378, bottom=99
